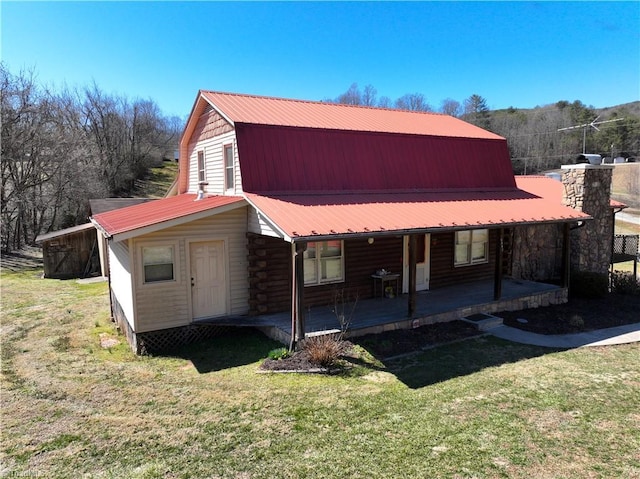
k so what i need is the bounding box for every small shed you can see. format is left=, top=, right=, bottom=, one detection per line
left=35, top=223, right=100, bottom=279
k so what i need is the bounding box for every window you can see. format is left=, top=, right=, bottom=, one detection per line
left=142, top=245, right=175, bottom=283
left=224, top=144, right=234, bottom=190
left=454, top=229, right=488, bottom=266
left=303, top=240, right=344, bottom=285
left=197, top=151, right=205, bottom=183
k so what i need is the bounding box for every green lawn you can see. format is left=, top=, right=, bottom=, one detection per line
left=2, top=268, right=639, bottom=479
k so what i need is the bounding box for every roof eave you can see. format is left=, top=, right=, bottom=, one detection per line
left=287, top=216, right=592, bottom=243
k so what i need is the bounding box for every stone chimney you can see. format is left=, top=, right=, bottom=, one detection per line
left=561, top=164, right=614, bottom=276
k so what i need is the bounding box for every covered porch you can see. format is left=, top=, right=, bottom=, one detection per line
left=201, top=278, right=567, bottom=345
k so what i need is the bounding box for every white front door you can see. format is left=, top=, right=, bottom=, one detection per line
left=190, top=240, right=226, bottom=319
left=402, top=234, right=430, bottom=293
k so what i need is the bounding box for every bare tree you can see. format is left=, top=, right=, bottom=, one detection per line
left=395, top=93, right=432, bottom=112
left=440, top=98, right=462, bottom=117
left=361, top=84, right=377, bottom=106
left=377, top=96, right=392, bottom=108
left=336, top=83, right=362, bottom=105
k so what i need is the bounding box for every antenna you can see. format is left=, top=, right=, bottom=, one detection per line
left=557, top=116, right=625, bottom=154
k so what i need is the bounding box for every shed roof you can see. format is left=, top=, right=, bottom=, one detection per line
left=35, top=222, right=95, bottom=243
left=91, top=194, right=245, bottom=241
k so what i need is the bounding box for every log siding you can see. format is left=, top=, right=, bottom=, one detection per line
left=429, top=229, right=499, bottom=289
left=247, top=234, right=403, bottom=314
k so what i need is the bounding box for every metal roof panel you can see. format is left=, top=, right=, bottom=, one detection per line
left=91, top=194, right=245, bottom=238
left=245, top=176, right=590, bottom=240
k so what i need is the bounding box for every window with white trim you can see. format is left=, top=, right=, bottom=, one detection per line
left=303, top=240, right=344, bottom=285
left=142, top=245, right=175, bottom=283
left=454, top=229, right=489, bottom=266
left=224, top=144, right=234, bottom=190
left=197, top=150, right=205, bottom=183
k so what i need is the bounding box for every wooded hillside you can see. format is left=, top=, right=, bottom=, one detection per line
left=1, top=64, right=182, bottom=252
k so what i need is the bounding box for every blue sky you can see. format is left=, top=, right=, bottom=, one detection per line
left=2, top=1, right=639, bottom=119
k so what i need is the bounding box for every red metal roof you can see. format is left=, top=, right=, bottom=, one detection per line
left=235, top=124, right=515, bottom=192
left=179, top=91, right=514, bottom=194
left=245, top=176, right=590, bottom=240
left=91, top=194, right=245, bottom=239
left=201, top=91, right=504, bottom=139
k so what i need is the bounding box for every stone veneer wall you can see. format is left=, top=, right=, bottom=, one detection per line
left=561, top=164, right=614, bottom=275
left=511, top=223, right=564, bottom=282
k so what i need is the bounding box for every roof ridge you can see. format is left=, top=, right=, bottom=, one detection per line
left=200, top=89, right=447, bottom=117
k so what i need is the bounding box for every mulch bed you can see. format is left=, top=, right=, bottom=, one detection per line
left=498, top=293, right=640, bottom=335
left=261, top=348, right=329, bottom=372
left=260, top=321, right=482, bottom=371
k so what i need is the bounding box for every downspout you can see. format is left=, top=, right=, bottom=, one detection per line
left=290, top=242, right=296, bottom=351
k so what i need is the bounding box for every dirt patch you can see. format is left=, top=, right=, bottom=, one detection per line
left=498, top=293, right=640, bottom=335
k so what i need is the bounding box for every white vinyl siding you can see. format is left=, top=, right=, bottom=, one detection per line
left=188, top=131, right=242, bottom=195
left=247, top=206, right=284, bottom=239
left=108, top=240, right=135, bottom=331
left=455, top=229, right=489, bottom=266
left=131, top=207, right=249, bottom=333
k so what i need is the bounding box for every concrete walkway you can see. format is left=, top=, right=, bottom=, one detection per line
left=488, top=322, right=640, bottom=348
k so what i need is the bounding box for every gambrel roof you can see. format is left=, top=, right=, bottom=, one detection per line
left=180, top=91, right=515, bottom=194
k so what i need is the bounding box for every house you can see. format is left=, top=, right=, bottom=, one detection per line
left=91, top=91, right=615, bottom=354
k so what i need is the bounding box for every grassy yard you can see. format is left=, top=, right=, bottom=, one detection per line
left=2, top=267, right=639, bottom=478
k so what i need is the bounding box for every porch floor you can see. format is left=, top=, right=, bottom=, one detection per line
left=199, top=278, right=565, bottom=343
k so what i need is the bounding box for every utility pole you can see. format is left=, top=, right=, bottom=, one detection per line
left=558, top=116, right=625, bottom=154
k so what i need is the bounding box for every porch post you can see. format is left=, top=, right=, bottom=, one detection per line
left=494, top=228, right=504, bottom=300
left=290, top=242, right=306, bottom=351
left=561, top=222, right=571, bottom=289
left=408, top=234, right=417, bottom=317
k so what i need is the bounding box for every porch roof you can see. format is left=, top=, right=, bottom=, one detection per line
left=245, top=176, right=589, bottom=241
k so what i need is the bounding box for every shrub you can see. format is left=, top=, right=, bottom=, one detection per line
left=610, top=270, right=640, bottom=296
left=304, top=334, right=346, bottom=367
left=570, top=271, right=608, bottom=298
left=567, top=314, right=585, bottom=330
left=267, top=347, right=290, bottom=360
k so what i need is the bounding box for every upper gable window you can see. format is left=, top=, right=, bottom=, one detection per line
left=454, top=229, right=489, bottom=266
left=224, top=144, right=234, bottom=190
left=197, top=151, right=205, bottom=183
